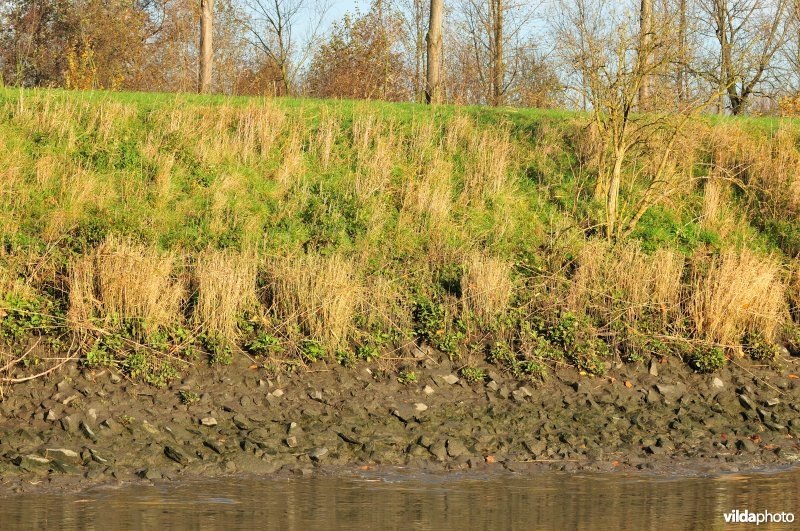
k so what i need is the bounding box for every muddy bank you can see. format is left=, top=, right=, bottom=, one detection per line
left=1, top=353, right=800, bottom=493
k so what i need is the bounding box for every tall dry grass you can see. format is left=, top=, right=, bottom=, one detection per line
left=264, top=253, right=363, bottom=348
left=404, top=154, right=453, bottom=228
left=461, top=251, right=515, bottom=326
left=569, top=240, right=684, bottom=327
left=192, top=249, right=258, bottom=338
left=690, top=249, right=786, bottom=344
left=67, top=236, right=185, bottom=335
left=463, top=127, right=514, bottom=203
left=315, top=112, right=340, bottom=170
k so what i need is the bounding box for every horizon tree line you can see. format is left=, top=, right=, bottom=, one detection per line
left=0, top=0, right=796, bottom=114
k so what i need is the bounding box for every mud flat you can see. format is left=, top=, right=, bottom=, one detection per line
left=1, top=353, right=799, bottom=493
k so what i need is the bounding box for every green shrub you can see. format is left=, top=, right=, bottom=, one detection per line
left=689, top=346, right=726, bottom=373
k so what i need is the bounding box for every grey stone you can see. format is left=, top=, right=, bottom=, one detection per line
left=649, top=360, right=659, bottom=377
left=12, top=454, right=50, bottom=469
left=164, top=446, right=189, bottom=465
left=441, top=374, right=459, bottom=385
left=765, top=398, right=781, bottom=407
left=272, top=389, right=284, bottom=398
left=285, top=436, right=298, bottom=448
left=308, top=447, right=328, bottom=462
left=138, top=468, right=162, bottom=480
left=711, top=377, right=724, bottom=389
left=60, top=415, right=77, bottom=433
left=45, top=409, right=58, bottom=422
left=486, top=380, right=499, bottom=392
left=429, top=441, right=448, bottom=460
left=423, top=385, right=435, bottom=395
left=736, top=439, right=758, bottom=452
left=44, top=448, right=80, bottom=464
left=414, top=403, right=428, bottom=412
left=232, top=416, right=251, bottom=430
left=80, top=421, right=98, bottom=442
left=200, top=417, right=218, bottom=427
left=446, top=438, right=468, bottom=458
left=738, top=394, right=756, bottom=410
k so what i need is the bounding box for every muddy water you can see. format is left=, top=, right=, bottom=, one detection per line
left=4, top=468, right=800, bottom=530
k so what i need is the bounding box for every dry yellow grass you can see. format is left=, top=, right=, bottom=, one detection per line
left=315, top=112, right=339, bottom=170
left=404, top=154, right=452, bottom=228
left=569, top=240, right=684, bottom=326
left=192, top=249, right=258, bottom=338
left=690, top=249, right=786, bottom=344
left=264, top=253, right=363, bottom=348
left=463, top=127, right=514, bottom=203
left=275, top=124, right=305, bottom=188
left=701, top=178, right=725, bottom=229
left=461, top=251, right=515, bottom=326
left=67, top=236, right=185, bottom=335
left=353, top=132, right=397, bottom=201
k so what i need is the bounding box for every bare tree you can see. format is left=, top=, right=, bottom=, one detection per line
left=638, top=0, right=652, bottom=108
left=556, top=0, right=719, bottom=238
left=244, top=0, right=330, bottom=96
left=698, top=0, right=789, bottom=114
left=426, top=0, right=444, bottom=103
left=398, top=0, right=428, bottom=101
left=459, top=0, right=538, bottom=105
left=199, top=0, right=214, bottom=93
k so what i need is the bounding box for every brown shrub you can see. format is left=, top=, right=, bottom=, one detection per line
left=264, top=254, right=363, bottom=348
left=67, top=236, right=185, bottom=335
left=569, top=240, right=684, bottom=327
left=690, top=249, right=786, bottom=345
left=461, top=251, right=515, bottom=326
left=192, top=249, right=258, bottom=338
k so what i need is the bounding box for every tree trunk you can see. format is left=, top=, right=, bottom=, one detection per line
left=638, top=0, right=652, bottom=109
left=199, top=0, right=213, bottom=93
left=425, top=0, right=443, bottom=104
left=491, top=0, right=504, bottom=106
left=677, top=0, right=686, bottom=102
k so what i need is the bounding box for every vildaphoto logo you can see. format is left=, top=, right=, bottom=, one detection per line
left=723, top=509, right=795, bottom=525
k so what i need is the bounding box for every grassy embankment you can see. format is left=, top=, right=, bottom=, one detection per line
left=0, top=87, right=799, bottom=387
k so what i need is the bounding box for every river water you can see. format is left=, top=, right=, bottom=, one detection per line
left=3, top=467, right=799, bottom=530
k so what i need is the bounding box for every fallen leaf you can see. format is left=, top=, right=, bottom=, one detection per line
left=624, top=380, right=633, bottom=389
left=789, top=374, right=799, bottom=379
left=485, top=455, right=495, bottom=464
left=611, top=460, right=621, bottom=467
left=249, top=364, right=258, bottom=370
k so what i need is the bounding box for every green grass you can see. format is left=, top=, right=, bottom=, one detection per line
left=0, top=87, right=798, bottom=385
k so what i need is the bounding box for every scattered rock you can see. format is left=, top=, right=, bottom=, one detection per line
left=200, top=417, right=218, bottom=427
left=512, top=387, right=532, bottom=402
left=738, top=394, right=756, bottom=411
left=423, top=385, right=435, bottom=395
left=138, top=468, right=162, bottom=480
left=765, top=398, right=780, bottom=407
left=308, top=447, right=328, bottom=462
left=232, top=416, right=251, bottom=430
left=272, top=389, right=284, bottom=398
left=486, top=380, right=499, bottom=392
left=141, top=421, right=160, bottom=435
left=80, top=421, right=98, bottom=442
left=446, top=438, right=468, bottom=458
left=44, top=448, right=80, bottom=464
left=45, top=409, right=58, bottom=422
left=164, top=446, right=189, bottom=465
left=12, top=455, right=50, bottom=470
left=648, top=360, right=659, bottom=377
left=711, top=377, right=724, bottom=390
left=441, top=374, right=459, bottom=385
left=285, top=436, right=298, bottom=448
left=736, top=439, right=758, bottom=452
left=414, top=403, right=428, bottom=413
